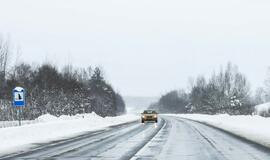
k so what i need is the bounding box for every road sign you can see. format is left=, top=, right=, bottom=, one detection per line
left=13, top=87, right=25, bottom=107
left=13, top=87, right=25, bottom=126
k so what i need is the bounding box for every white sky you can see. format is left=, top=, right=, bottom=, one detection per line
left=0, top=0, right=270, bottom=96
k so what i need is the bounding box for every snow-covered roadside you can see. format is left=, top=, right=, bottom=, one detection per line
left=254, top=102, right=270, bottom=116
left=167, top=114, right=270, bottom=149
left=0, top=120, right=38, bottom=128
left=0, top=113, right=139, bottom=156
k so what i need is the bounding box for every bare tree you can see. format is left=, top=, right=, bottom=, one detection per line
left=254, top=87, right=265, bottom=104
left=263, top=67, right=270, bottom=101
left=0, top=36, right=11, bottom=84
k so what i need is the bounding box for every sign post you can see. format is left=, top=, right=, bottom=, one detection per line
left=13, top=87, right=25, bottom=126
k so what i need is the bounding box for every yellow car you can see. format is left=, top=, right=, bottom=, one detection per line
left=141, top=110, right=158, bottom=123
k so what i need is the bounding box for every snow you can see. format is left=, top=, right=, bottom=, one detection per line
left=36, top=114, right=58, bottom=122
left=13, top=87, right=24, bottom=92
left=254, top=102, right=270, bottom=116
left=0, top=113, right=139, bottom=156
left=168, top=114, right=270, bottom=149
left=0, top=120, right=37, bottom=128
left=124, top=96, right=158, bottom=114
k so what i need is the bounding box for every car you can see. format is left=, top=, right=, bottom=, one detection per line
left=141, top=110, right=158, bottom=123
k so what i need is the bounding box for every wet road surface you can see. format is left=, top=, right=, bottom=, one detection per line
left=1, top=115, right=270, bottom=160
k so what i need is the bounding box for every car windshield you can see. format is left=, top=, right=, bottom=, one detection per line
left=144, top=110, right=156, bottom=114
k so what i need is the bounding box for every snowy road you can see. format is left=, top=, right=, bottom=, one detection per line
left=1, top=116, right=270, bottom=160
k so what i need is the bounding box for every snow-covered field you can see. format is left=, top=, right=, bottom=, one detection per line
left=0, top=113, right=139, bottom=155
left=124, top=96, right=158, bottom=114
left=169, top=114, right=270, bottom=149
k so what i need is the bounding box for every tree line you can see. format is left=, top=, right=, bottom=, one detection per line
left=0, top=37, right=126, bottom=121
left=150, top=63, right=255, bottom=115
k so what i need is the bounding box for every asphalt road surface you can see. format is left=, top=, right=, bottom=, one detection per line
left=1, top=115, right=270, bottom=160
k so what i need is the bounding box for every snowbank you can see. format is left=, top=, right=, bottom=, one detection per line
left=0, top=113, right=138, bottom=156
left=254, top=103, right=270, bottom=117
left=170, top=114, right=270, bottom=149
left=36, top=114, right=58, bottom=122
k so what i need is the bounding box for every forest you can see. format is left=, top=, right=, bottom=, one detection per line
left=151, top=63, right=270, bottom=115
left=0, top=37, right=126, bottom=121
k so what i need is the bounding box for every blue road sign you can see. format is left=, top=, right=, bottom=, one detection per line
left=13, top=87, right=25, bottom=107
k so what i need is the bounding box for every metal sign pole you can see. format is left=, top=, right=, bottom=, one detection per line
left=18, top=107, right=21, bottom=126
left=19, top=107, right=22, bottom=126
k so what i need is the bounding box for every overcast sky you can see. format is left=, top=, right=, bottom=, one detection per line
left=0, top=0, right=270, bottom=96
